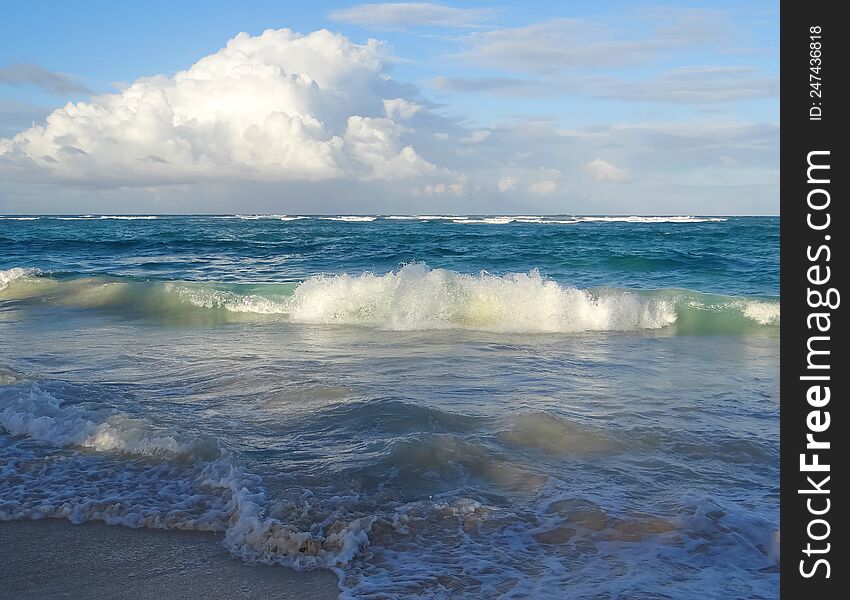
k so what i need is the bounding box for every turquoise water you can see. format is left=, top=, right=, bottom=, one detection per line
left=0, top=215, right=778, bottom=598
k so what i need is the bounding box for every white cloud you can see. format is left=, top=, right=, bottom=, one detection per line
left=417, top=174, right=467, bottom=195
left=528, top=179, right=557, bottom=194
left=431, top=65, right=777, bottom=105
left=583, top=159, right=631, bottom=182
left=497, top=175, right=517, bottom=192
left=0, top=28, right=439, bottom=185
left=456, top=11, right=726, bottom=73
left=382, top=97, right=423, bottom=120
left=0, top=22, right=778, bottom=215
left=329, top=2, right=494, bottom=30
left=344, top=115, right=436, bottom=180
left=459, top=130, right=490, bottom=144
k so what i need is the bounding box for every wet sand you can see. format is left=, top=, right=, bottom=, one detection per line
left=0, top=519, right=338, bottom=600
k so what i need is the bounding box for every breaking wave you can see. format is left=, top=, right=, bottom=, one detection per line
left=0, top=383, right=375, bottom=570
left=0, top=381, right=779, bottom=596
left=319, top=216, right=377, bottom=222
left=0, top=264, right=778, bottom=333
left=0, top=267, right=38, bottom=290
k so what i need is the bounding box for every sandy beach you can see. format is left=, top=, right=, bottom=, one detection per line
left=0, top=520, right=338, bottom=600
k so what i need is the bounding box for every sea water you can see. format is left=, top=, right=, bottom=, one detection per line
left=0, top=215, right=779, bottom=598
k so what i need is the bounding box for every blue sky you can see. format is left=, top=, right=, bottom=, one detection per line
left=0, top=1, right=778, bottom=214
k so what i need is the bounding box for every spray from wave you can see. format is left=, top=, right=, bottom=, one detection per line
left=0, top=265, right=778, bottom=333
left=0, top=268, right=38, bottom=290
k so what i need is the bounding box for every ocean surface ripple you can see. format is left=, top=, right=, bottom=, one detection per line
left=1, top=216, right=779, bottom=598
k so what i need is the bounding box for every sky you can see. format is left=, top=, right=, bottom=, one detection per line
left=0, top=1, right=779, bottom=215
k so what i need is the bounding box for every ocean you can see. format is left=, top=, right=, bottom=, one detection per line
left=0, top=215, right=779, bottom=598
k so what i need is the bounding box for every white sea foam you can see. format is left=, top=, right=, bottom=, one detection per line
left=285, top=263, right=677, bottom=332
left=216, top=215, right=306, bottom=220
left=0, top=384, right=186, bottom=456
left=319, top=216, right=377, bottom=222
left=454, top=217, right=519, bottom=224
left=0, top=265, right=779, bottom=331
left=0, top=216, right=39, bottom=220
left=236, top=214, right=288, bottom=220
left=444, top=216, right=726, bottom=224
left=0, top=368, right=21, bottom=385
left=224, top=215, right=309, bottom=221
left=418, top=215, right=467, bottom=220
left=0, top=268, right=37, bottom=290
left=0, top=385, right=509, bottom=583
left=454, top=216, right=552, bottom=225
left=575, top=216, right=727, bottom=223
left=0, top=383, right=375, bottom=569
left=0, top=382, right=779, bottom=595
left=51, top=215, right=159, bottom=220
left=741, top=300, right=781, bottom=325
left=167, top=284, right=289, bottom=314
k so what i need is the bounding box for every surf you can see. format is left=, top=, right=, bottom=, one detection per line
left=0, top=265, right=778, bottom=333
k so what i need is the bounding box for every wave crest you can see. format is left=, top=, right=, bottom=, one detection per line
left=0, top=264, right=778, bottom=333
left=285, top=264, right=774, bottom=333
left=0, top=267, right=38, bottom=290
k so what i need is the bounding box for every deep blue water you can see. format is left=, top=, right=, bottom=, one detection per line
left=0, top=215, right=778, bottom=296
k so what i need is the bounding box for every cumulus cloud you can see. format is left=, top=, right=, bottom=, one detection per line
left=528, top=179, right=557, bottom=194
left=416, top=174, right=468, bottom=195
left=0, top=23, right=778, bottom=214
left=497, top=175, right=517, bottom=192
left=329, top=2, right=494, bottom=30
left=0, top=100, right=51, bottom=138
left=0, top=63, right=92, bottom=95
left=344, top=115, right=436, bottom=180
left=0, top=28, right=439, bottom=185
left=382, top=97, right=423, bottom=119
left=583, top=159, right=631, bottom=182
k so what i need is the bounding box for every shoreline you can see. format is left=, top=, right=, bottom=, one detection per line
left=0, top=519, right=339, bottom=600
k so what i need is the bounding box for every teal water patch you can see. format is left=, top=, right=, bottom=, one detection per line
left=0, top=215, right=778, bottom=296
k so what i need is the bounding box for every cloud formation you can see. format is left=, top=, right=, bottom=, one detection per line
left=0, top=63, right=92, bottom=95
left=456, top=11, right=725, bottom=73
left=528, top=179, right=557, bottom=194
left=432, top=76, right=545, bottom=96
left=586, top=66, right=778, bottom=104
left=431, top=66, right=778, bottom=105
left=0, top=17, right=778, bottom=215
left=0, top=29, right=439, bottom=185
left=428, top=10, right=776, bottom=108
left=329, top=2, right=494, bottom=30
left=497, top=176, right=517, bottom=192
left=583, top=159, right=631, bottom=183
